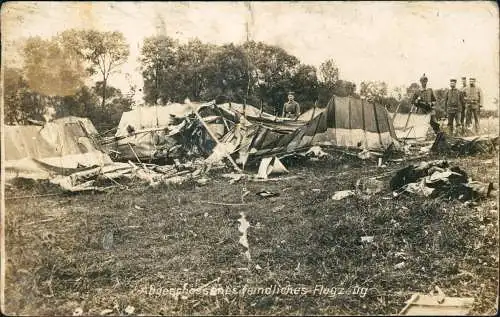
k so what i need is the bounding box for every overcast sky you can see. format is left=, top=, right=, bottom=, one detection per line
left=2, top=1, right=499, bottom=109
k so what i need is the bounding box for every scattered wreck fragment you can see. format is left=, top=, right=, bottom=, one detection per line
left=256, top=156, right=288, bottom=179
left=48, top=160, right=204, bottom=192
left=390, top=160, right=494, bottom=200
left=390, top=112, right=431, bottom=140
left=331, top=190, right=356, bottom=200
left=431, top=132, right=499, bottom=156
left=330, top=177, right=386, bottom=201
left=4, top=116, right=112, bottom=180
left=304, top=146, right=331, bottom=159
left=400, top=286, right=474, bottom=315
left=356, top=177, right=385, bottom=195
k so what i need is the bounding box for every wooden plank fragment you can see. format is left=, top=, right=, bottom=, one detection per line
left=400, top=294, right=474, bottom=316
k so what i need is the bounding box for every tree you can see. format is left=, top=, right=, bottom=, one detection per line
left=242, top=41, right=300, bottom=113
left=381, top=96, right=400, bottom=112
left=290, top=64, right=318, bottom=111
left=23, top=36, right=86, bottom=97
left=140, top=35, right=179, bottom=104
left=316, top=79, right=356, bottom=106
left=176, top=39, right=216, bottom=100
left=319, top=58, right=339, bottom=88
left=53, top=83, right=132, bottom=132
left=54, top=86, right=99, bottom=119
left=360, top=81, right=388, bottom=103
left=433, top=88, right=447, bottom=120
left=59, top=30, right=130, bottom=108
left=92, top=83, right=133, bottom=129
left=333, top=80, right=356, bottom=97
left=4, top=67, right=25, bottom=124
left=316, top=58, right=348, bottom=106
left=406, top=82, right=420, bottom=97
left=78, top=31, right=130, bottom=109
left=203, top=44, right=249, bottom=103
left=7, top=31, right=130, bottom=130
left=3, top=66, right=61, bottom=124
left=391, top=85, right=406, bottom=101
left=4, top=67, right=45, bottom=124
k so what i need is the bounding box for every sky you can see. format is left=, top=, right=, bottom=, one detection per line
left=2, top=1, right=499, bottom=109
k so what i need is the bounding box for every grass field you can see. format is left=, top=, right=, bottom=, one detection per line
left=3, top=123, right=499, bottom=315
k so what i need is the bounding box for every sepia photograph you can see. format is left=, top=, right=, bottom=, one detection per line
left=1, top=1, right=499, bottom=315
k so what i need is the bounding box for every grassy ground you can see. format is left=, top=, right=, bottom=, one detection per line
left=3, top=128, right=499, bottom=315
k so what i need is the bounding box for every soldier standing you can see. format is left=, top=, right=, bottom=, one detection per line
left=410, top=74, right=440, bottom=134
left=282, top=91, right=301, bottom=119
left=460, top=76, right=467, bottom=129
left=464, top=77, right=482, bottom=133
left=444, top=79, right=464, bottom=135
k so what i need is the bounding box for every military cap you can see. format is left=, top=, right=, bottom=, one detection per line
left=419, top=74, right=428, bottom=82
left=450, top=78, right=457, bottom=82
left=287, top=91, right=295, bottom=95
left=469, top=78, right=476, bottom=81
left=461, top=76, right=466, bottom=80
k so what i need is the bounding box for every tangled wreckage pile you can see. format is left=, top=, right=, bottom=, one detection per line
left=4, top=95, right=499, bottom=198
left=390, top=160, right=494, bottom=200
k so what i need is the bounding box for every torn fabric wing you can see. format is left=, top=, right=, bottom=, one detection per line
left=4, top=117, right=112, bottom=180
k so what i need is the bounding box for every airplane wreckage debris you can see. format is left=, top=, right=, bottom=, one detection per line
left=390, top=160, right=495, bottom=201
left=5, top=96, right=498, bottom=194
left=431, top=132, right=499, bottom=156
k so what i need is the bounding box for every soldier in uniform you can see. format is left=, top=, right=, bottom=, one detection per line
left=410, top=74, right=440, bottom=134
left=460, top=76, right=467, bottom=129
left=463, top=77, right=482, bottom=133
left=282, top=91, right=301, bottom=119
left=444, top=79, right=464, bottom=135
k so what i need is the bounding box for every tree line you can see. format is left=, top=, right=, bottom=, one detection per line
left=4, top=30, right=133, bottom=131
left=8, top=29, right=489, bottom=132
left=139, top=36, right=359, bottom=115
left=4, top=29, right=360, bottom=131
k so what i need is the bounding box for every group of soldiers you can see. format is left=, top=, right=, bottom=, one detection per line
left=283, top=74, right=483, bottom=136
left=411, top=74, right=483, bottom=135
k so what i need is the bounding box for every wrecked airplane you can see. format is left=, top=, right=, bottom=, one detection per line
left=104, top=94, right=400, bottom=167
